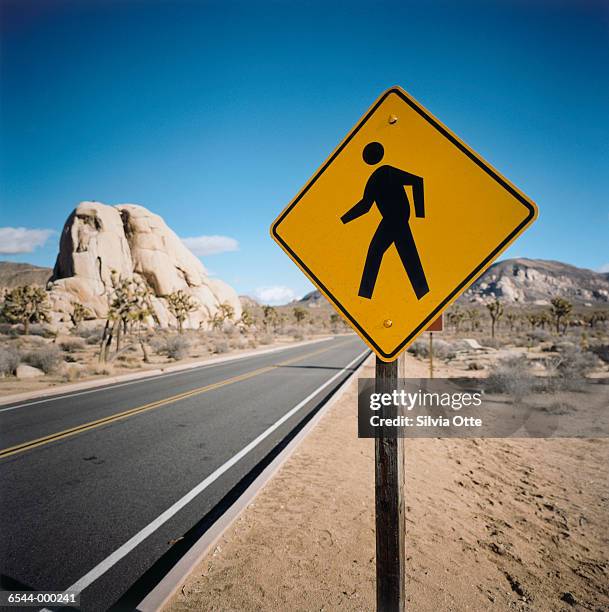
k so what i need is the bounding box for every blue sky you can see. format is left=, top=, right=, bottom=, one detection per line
left=1, top=0, right=608, bottom=303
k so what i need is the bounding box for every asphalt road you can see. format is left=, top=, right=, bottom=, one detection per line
left=0, top=336, right=368, bottom=611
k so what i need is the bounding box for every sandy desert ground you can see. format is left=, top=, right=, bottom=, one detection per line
left=167, top=353, right=609, bottom=612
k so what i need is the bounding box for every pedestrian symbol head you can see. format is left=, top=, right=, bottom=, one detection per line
left=363, top=142, right=384, bottom=165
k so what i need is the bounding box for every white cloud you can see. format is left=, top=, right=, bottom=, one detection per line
left=0, top=227, right=54, bottom=254
left=181, top=235, right=239, bottom=256
left=254, top=285, right=299, bottom=305
left=598, top=263, right=609, bottom=273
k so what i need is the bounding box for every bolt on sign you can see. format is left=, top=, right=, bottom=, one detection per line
left=271, top=86, right=537, bottom=361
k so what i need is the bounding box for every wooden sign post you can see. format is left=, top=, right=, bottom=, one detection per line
left=375, top=357, right=405, bottom=612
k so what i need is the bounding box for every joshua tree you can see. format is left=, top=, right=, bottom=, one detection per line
left=1, top=285, right=50, bottom=335
left=505, top=311, right=517, bottom=332
left=586, top=311, right=607, bottom=329
left=448, top=307, right=464, bottom=334
left=70, top=303, right=91, bottom=330
left=293, top=307, right=307, bottom=327
left=486, top=299, right=504, bottom=339
left=262, top=305, right=279, bottom=332
left=210, top=302, right=235, bottom=331
left=100, top=277, right=153, bottom=361
left=239, top=308, right=255, bottom=331
left=128, top=296, right=153, bottom=363
left=550, top=297, right=572, bottom=335
left=329, top=313, right=341, bottom=332
left=167, top=290, right=198, bottom=333
left=218, top=302, right=235, bottom=322
left=526, top=313, right=539, bottom=330
left=466, top=309, right=481, bottom=332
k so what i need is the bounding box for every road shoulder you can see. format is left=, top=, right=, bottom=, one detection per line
left=164, top=354, right=609, bottom=611
left=0, top=336, right=336, bottom=407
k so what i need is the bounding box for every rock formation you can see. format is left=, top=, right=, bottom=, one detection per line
left=47, top=201, right=241, bottom=329
left=462, top=258, right=609, bottom=305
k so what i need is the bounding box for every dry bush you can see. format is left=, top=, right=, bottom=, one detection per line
left=210, top=339, right=230, bottom=354
left=24, top=346, right=63, bottom=374
left=544, top=344, right=597, bottom=391
left=149, top=335, right=167, bottom=353
left=258, top=333, right=273, bottom=345
left=76, top=325, right=105, bottom=344
left=117, top=355, right=140, bottom=368
left=88, top=364, right=115, bottom=376
left=526, top=329, right=551, bottom=344
left=0, top=345, right=21, bottom=376
left=60, top=338, right=85, bottom=353
left=292, top=331, right=305, bottom=341
left=162, top=334, right=190, bottom=360
left=62, top=365, right=84, bottom=382
left=229, top=337, right=248, bottom=350
left=485, top=355, right=535, bottom=401
left=408, top=338, right=455, bottom=360
left=28, top=324, right=55, bottom=338
left=0, top=324, right=18, bottom=337
left=590, top=344, right=609, bottom=364
left=480, top=337, right=506, bottom=349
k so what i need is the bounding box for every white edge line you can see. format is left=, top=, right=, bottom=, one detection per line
left=41, top=347, right=370, bottom=608
left=138, top=349, right=373, bottom=612
left=0, top=337, right=335, bottom=413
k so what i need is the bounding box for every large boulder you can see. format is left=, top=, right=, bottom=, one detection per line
left=16, top=364, right=45, bottom=379
left=47, top=201, right=241, bottom=329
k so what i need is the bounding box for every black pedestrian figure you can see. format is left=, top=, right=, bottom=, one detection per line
left=341, top=141, right=430, bottom=300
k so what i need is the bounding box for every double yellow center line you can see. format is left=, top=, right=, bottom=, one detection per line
left=0, top=341, right=349, bottom=460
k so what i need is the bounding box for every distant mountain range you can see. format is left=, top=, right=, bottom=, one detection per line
left=292, top=259, right=609, bottom=307
left=462, top=258, right=609, bottom=305
left=0, top=261, right=52, bottom=290
left=3, top=258, right=609, bottom=307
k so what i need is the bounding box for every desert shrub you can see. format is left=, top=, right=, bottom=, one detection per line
left=546, top=340, right=576, bottom=353
left=24, top=345, right=63, bottom=374
left=224, top=324, right=239, bottom=338
left=86, top=332, right=103, bottom=345
left=247, top=338, right=258, bottom=349
left=117, top=355, right=139, bottom=368
left=590, top=344, right=609, bottom=364
left=60, top=338, right=85, bottom=353
left=258, top=333, right=273, bottom=345
left=76, top=325, right=104, bottom=340
left=545, top=344, right=597, bottom=390
left=525, top=329, right=551, bottom=344
left=485, top=355, right=535, bottom=401
left=88, top=364, right=114, bottom=376
left=28, top=324, right=55, bottom=338
left=434, top=340, right=456, bottom=360
left=407, top=339, right=428, bottom=358
left=292, top=331, right=305, bottom=341
left=62, top=365, right=84, bottom=382
left=211, top=339, right=230, bottom=354
left=0, top=323, right=18, bottom=336
left=149, top=335, right=167, bottom=353
left=229, top=337, right=248, bottom=350
left=0, top=345, right=21, bottom=376
left=407, top=338, right=455, bottom=360
left=163, top=335, right=190, bottom=360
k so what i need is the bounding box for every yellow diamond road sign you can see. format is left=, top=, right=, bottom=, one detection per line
left=271, top=86, right=538, bottom=361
